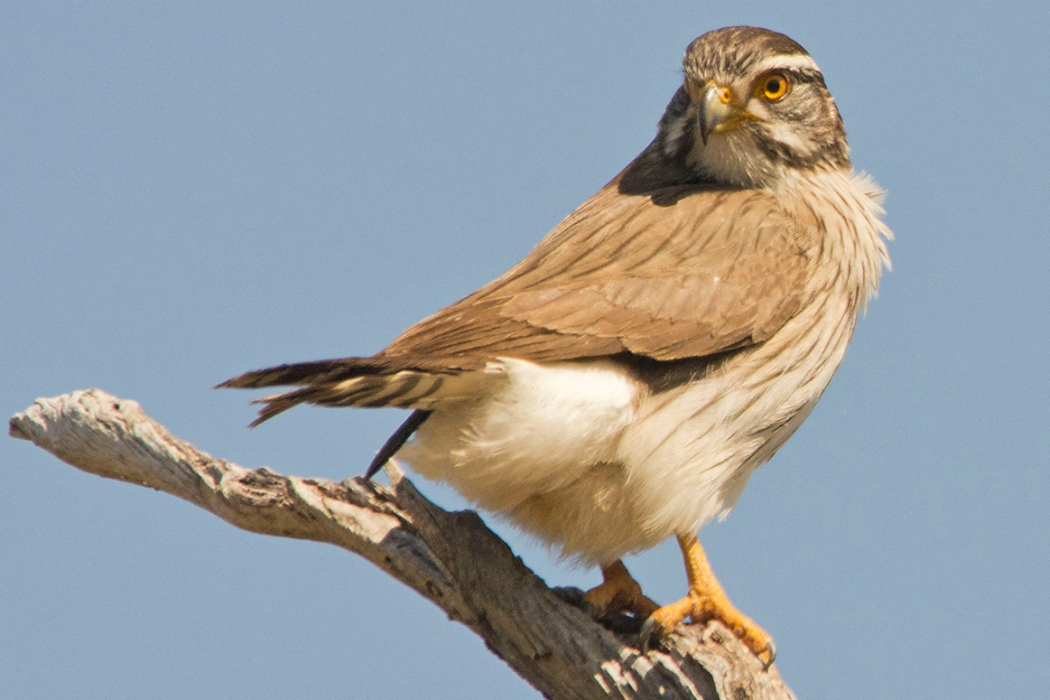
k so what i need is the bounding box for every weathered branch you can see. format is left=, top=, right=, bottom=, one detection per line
left=10, top=389, right=796, bottom=700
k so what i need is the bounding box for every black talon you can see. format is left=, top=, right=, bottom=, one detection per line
left=639, top=617, right=665, bottom=653
left=761, top=640, right=777, bottom=670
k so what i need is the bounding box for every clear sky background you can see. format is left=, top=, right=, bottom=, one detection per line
left=3, top=3, right=1048, bottom=699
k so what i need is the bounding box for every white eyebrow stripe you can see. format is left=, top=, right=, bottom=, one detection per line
left=753, top=54, right=821, bottom=75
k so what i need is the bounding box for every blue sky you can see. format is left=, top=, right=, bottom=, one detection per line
left=3, top=2, right=1049, bottom=699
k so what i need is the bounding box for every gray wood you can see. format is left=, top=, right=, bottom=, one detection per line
left=10, top=389, right=797, bottom=700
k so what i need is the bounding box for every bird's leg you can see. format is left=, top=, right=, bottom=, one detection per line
left=642, top=533, right=775, bottom=669
left=582, top=560, right=660, bottom=619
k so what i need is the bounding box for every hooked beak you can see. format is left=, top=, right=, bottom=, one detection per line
left=698, top=82, right=747, bottom=145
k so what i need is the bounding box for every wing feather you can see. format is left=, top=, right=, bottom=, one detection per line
left=221, top=169, right=814, bottom=422
left=380, top=174, right=811, bottom=366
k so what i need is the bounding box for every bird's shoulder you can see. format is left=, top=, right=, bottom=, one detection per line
left=382, top=175, right=817, bottom=368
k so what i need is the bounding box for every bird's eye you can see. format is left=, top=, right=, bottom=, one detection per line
left=758, top=73, right=790, bottom=101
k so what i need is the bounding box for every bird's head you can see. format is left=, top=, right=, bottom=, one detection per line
left=651, top=27, right=850, bottom=190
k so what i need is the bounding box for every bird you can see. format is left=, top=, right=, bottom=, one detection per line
left=220, top=26, right=891, bottom=667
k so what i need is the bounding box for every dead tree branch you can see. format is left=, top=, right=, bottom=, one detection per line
left=10, top=389, right=796, bottom=700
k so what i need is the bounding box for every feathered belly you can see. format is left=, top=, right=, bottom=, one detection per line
left=399, top=298, right=857, bottom=565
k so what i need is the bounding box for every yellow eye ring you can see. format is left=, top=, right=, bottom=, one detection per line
left=758, top=73, right=790, bottom=101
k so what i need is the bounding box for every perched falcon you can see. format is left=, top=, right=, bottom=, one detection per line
left=221, top=26, right=891, bottom=666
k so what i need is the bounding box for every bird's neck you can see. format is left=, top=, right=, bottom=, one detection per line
left=779, top=166, right=893, bottom=311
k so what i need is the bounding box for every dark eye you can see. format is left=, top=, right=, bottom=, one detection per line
left=759, top=73, right=790, bottom=101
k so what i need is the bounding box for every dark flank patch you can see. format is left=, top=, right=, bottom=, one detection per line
left=619, top=350, right=742, bottom=394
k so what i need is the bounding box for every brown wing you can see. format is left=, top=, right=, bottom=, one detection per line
left=378, top=176, right=812, bottom=369
left=221, top=172, right=813, bottom=423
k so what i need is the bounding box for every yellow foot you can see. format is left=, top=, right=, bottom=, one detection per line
left=641, top=534, right=776, bottom=669
left=582, top=560, right=660, bottom=620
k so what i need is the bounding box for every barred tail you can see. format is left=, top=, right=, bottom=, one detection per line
left=217, top=358, right=457, bottom=427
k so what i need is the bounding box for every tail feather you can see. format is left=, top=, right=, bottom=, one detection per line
left=216, top=357, right=387, bottom=390
left=365, top=409, right=432, bottom=479
left=218, top=358, right=461, bottom=426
